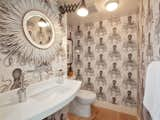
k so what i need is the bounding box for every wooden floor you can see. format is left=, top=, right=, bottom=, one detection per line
left=68, top=105, right=138, bottom=120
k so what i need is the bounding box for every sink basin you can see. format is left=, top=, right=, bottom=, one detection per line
left=0, top=78, right=81, bottom=120
left=32, top=87, right=58, bottom=101
left=32, top=85, right=69, bottom=101
left=0, top=89, right=20, bottom=108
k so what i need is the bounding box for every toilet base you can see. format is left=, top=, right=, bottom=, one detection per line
left=69, top=99, right=91, bottom=118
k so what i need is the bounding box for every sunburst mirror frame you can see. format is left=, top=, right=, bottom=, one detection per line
left=23, top=11, right=55, bottom=49
left=0, top=0, right=63, bottom=65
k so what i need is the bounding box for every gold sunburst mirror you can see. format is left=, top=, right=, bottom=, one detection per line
left=0, top=0, right=64, bottom=65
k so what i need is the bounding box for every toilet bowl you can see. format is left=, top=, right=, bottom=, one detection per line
left=69, top=90, right=96, bottom=118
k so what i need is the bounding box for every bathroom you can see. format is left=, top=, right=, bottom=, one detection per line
left=0, top=0, right=159, bottom=120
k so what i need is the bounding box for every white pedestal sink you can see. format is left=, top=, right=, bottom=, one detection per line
left=0, top=78, right=81, bottom=120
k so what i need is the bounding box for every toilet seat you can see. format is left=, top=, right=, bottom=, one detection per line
left=77, top=90, right=96, bottom=104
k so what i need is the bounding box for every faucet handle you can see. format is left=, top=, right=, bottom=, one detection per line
left=17, top=71, right=27, bottom=103
left=20, top=72, right=26, bottom=89
left=17, top=87, right=27, bottom=103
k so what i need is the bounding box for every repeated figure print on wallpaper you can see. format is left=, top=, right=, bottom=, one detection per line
left=138, top=0, right=160, bottom=119
left=72, top=15, right=138, bottom=109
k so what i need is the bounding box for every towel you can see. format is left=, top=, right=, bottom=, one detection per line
left=143, top=61, right=160, bottom=120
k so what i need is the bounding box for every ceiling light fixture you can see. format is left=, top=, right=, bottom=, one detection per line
left=105, top=0, right=119, bottom=12
left=59, top=0, right=89, bottom=17
left=76, top=0, right=89, bottom=17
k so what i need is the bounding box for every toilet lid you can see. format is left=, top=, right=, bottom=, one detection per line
left=77, top=90, right=96, bottom=100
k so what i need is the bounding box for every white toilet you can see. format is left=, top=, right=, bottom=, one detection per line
left=70, top=90, right=96, bottom=118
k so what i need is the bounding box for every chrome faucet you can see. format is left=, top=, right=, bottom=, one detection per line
left=17, top=72, right=27, bottom=103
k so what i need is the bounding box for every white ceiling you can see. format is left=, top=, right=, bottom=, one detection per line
left=58, top=0, right=139, bottom=25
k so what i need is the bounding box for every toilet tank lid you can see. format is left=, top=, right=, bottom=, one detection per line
left=77, top=90, right=96, bottom=100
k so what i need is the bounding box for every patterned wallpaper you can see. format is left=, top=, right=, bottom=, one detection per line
left=0, top=0, right=67, bottom=93
left=0, top=0, right=68, bottom=119
left=70, top=15, right=138, bottom=109
left=138, top=0, right=160, bottom=119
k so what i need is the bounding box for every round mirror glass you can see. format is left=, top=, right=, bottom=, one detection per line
left=23, top=11, right=54, bottom=49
